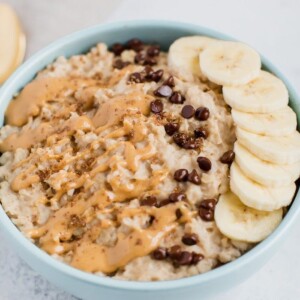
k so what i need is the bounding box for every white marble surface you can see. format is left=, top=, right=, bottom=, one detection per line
left=1, top=0, right=300, bottom=299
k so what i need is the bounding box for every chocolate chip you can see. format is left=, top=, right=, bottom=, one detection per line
left=181, top=105, right=195, bottom=119
left=164, top=76, right=175, bottom=87
left=174, top=169, right=189, bottom=182
left=182, top=233, right=198, bottom=246
left=128, top=72, right=143, bottom=83
left=164, top=122, right=180, bottom=136
left=176, top=208, right=183, bottom=219
left=152, top=247, right=168, bottom=260
left=220, top=150, right=235, bottom=164
left=134, top=52, right=146, bottom=64
left=144, top=56, right=157, bottom=66
left=169, top=92, right=185, bottom=104
left=169, top=192, right=186, bottom=202
left=147, top=69, right=164, bottom=82
left=113, top=59, right=130, bottom=70
left=191, top=252, right=204, bottom=264
left=173, top=251, right=193, bottom=266
left=199, top=199, right=217, bottom=210
left=168, top=245, right=182, bottom=259
left=194, top=127, right=208, bottom=139
left=140, top=195, right=157, bottom=206
left=173, top=133, right=200, bottom=150
left=195, top=107, right=210, bottom=121
left=127, top=38, right=143, bottom=51
left=156, top=198, right=172, bottom=207
left=144, top=65, right=153, bottom=74
left=198, top=199, right=217, bottom=222
left=154, top=85, right=173, bottom=97
left=147, top=45, right=160, bottom=57
left=187, top=169, right=201, bottom=185
left=150, top=99, right=163, bottom=114
left=111, top=43, right=125, bottom=56
left=197, top=157, right=212, bottom=171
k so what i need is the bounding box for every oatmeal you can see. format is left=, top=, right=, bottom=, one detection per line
left=0, top=38, right=251, bottom=281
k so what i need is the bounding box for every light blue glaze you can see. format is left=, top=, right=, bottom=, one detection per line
left=0, top=20, right=299, bottom=300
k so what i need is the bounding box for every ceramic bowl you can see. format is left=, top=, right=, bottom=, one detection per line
left=0, top=20, right=299, bottom=300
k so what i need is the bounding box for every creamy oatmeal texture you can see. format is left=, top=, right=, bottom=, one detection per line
left=0, top=40, right=251, bottom=280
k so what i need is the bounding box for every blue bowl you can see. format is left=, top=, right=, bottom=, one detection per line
left=0, top=20, right=299, bottom=300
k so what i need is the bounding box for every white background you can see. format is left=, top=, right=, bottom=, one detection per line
left=1, top=0, right=300, bottom=299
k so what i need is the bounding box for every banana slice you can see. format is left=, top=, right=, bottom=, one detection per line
left=230, top=162, right=296, bottom=211
left=234, top=142, right=300, bottom=187
left=168, top=36, right=218, bottom=81
left=236, top=127, right=300, bottom=164
left=215, top=191, right=283, bottom=243
left=199, top=41, right=261, bottom=86
left=232, top=107, right=296, bottom=137
left=223, top=71, right=288, bottom=113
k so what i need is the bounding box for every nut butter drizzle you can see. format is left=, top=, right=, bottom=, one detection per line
left=3, top=76, right=194, bottom=273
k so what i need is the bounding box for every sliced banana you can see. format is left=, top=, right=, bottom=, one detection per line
left=199, top=41, right=261, bottom=86
left=0, top=4, right=23, bottom=84
left=232, top=107, right=296, bottom=137
left=14, top=31, right=26, bottom=69
left=234, top=142, right=300, bottom=187
left=236, top=127, right=300, bottom=164
left=223, top=71, right=288, bottom=113
left=215, top=191, right=283, bottom=243
left=168, top=36, right=218, bottom=81
left=230, top=162, right=296, bottom=211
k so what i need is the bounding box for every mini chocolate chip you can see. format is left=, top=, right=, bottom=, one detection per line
left=140, top=196, right=157, bottom=206
left=197, top=157, right=212, bottom=171
left=144, top=65, right=153, bottom=74
left=182, top=137, right=200, bottom=150
left=173, top=132, right=188, bottom=147
left=111, top=43, right=125, bottom=56
left=152, top=247, right=168, bottom=260
left=147, top=69, right=164, bottom=82
left=199, top=199, right=217, bottom=210
left=195, top=107, right=210, bottom=121
left=154, top=85, right=173, bottom=97
left=194, top=127, right=208, bottom=139
left=164, top=76, right=175, bottom=87
left=198, top=199, right=217, bottom=222
left=169, top=91, right=185, bottom=104
left=164, top=122, right=180, bottom=136
left=168, top=245, right=182, bottom=259
left=173, top=251, right=193, bottom=266
left=173, top=133, right=200, bottom=150
left=113, top=59, right=130, bottom=70
left=128, top=72, right=143, bottom=83
left=182, top=233, right=198, bottom=246
left=156, top=198, right=172, bottom=207
left=134, top=52, right=146, bottom=64
left=147, top=45, right=160, bottom=57
left=181, top=105, right=195, bottom=119
left=150, top=99, right=163, bottom=114
left=169, top=192, right=186, bottom=203
left=174, top=169, right=189, bottom=182
left=127, top=38, right=143, bottom=51
left=176, top=208, right=183, bottom=219
left=144, top=56, right=157, bottom=66
left=188, top=169, right=201, bottom=185
left=191, top=252, right=204, bottom=264
left=220, top=150, right=235, bottom=164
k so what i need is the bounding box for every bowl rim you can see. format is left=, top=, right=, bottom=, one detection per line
left=0, top=19, right=299, bottom=291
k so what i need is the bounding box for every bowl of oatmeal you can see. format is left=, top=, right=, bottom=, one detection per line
left=0, top=20, right=299, bottom=300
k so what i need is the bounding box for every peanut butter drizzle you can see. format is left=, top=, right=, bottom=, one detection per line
left=5, top=73, right=191, bottom=274
left=5, top=77, right=99, bottom=126
left=0, top=115, right=93, bottom=153
left=92, top=92, right=153, bottom=128
left=71, top=203, right=191, bottom=273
